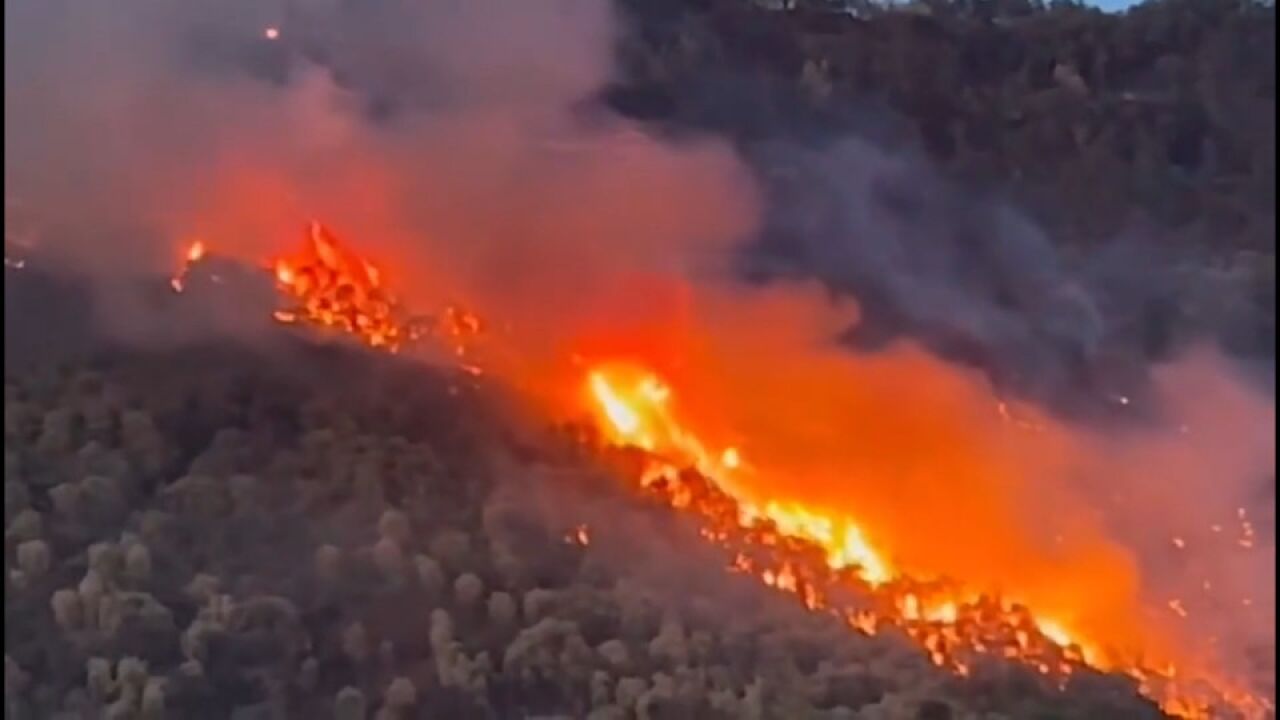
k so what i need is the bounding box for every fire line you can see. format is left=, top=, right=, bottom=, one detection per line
left=169, top=223, right=1271, bottom=720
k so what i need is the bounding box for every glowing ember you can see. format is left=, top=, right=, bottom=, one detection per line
left=168, top=224, right=482, bottom=358
left=265, top=222, right=488, bottom=355
left=266, top=221, right=431, bottom=351
left=170, top=239, right=207, bottom=292
left=565, top=524, right=591, bottom=546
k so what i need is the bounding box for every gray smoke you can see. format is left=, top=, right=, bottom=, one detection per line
left=751, top=139, right=1101, bottom=397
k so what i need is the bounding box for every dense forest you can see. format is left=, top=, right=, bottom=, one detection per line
left=603, top=0, right=1275, bottom=373
left=610, top=0, right=1274, bottom=252
left=0, top=306, right=1176, bottom=720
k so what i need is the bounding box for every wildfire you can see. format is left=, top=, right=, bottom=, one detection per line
left=169, top=240, right=206, bottom=292
left=266, top=221, right=433, bottom=352
left=167, top=225, right=1270, bottom=720
left=266, top=222, right=486, bottom=356
left=565, top=524, right=591, bottom=546
left=580, top=366, right=1271, bottom=720
left=171, top=222, right=482, bottom=357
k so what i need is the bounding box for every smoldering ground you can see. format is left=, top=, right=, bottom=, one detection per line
left=5, top=0, right=1274, bottom=704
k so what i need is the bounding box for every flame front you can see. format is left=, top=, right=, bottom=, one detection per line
left=585, top=364, right=893, bottom=586
left=167, top=226, right=1270, bottom=720
left=580, top=365, right=1270, bottom=720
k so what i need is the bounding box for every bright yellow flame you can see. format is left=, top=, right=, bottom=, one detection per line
left=585, top=367, right=894, bottom=586
left=169, top=239, right=207, bottom=293
left=721, top=447, right=740, bottom=469
left=577, top=363, right=1270, bottom=720
left=589, top=371, right=644, bottom=438
left=760, top=501, right=891, bottom=585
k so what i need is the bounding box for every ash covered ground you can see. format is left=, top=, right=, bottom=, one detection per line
left=4, top=267, right=1170, bottom=720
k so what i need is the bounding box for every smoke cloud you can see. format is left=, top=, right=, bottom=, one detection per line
left=750, top=139, right=1104, bottom=399
left=5, top=0, right=1273, bottom=702
left=5, top=0, right=754, bottom=348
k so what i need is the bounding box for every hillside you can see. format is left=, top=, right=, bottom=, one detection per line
left=3, top=268, right=1170, bottom=719
left=4, top=0, right=1274, bottom=718
left=605, top=0, right=1275, bottom=366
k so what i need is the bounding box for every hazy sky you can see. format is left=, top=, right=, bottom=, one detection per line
left=1090, top=0, right=1142, bottom=11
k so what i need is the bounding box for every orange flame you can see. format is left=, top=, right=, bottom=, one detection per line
left=170, top=239, right=206, bottom=292
left=266, top=221, right=438, bottom=352
left=580, top=364, right=1270, bottom=720
left=168, top=227, right=1270, bottom=720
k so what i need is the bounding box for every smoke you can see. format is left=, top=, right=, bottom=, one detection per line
left=5, top=0, right=753, bottom=348
left=749, top=139, right=1104, bottom=398
left=1089, top=348, right=1276, bottom=674
left=742, top=136, right=1275, bottom=419
left=5, top=0, right=1274, bottom=702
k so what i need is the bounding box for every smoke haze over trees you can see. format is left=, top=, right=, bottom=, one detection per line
left=4, top=0, right=1275, bottom=718
left=604, top=0, right=1274, bottom=407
